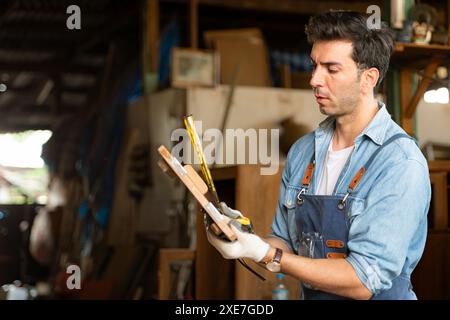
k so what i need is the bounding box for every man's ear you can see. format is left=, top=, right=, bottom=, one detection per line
left=361, top=67, right=379, bottom=94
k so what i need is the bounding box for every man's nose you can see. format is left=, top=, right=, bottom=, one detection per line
left=310, top=68, right=324, bottom=88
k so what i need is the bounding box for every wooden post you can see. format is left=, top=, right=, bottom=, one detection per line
left=148, top=0, right=159, bottom=72
left=430, top=172, right=449, bottom=230
left=448, top=0, right=450, bottom=44
left=399, top=68, right=414, bottom=135
left=190, top=0, right=198, bottom=49
left=280, top=64, right=292, bottom=88
left=51, top=74, right=61, bottom=130
left=142, top=0, right=159, bottom=94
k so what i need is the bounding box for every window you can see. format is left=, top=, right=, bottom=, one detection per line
left=0, top=130, right=52, bottom=204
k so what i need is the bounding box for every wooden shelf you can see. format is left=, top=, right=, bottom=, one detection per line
left=392, top=42, right=450, bottom=68
left=392, top=42, right=450, bottom=135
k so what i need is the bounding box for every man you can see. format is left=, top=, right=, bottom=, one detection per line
left=207, top=11, right=431, bottom=300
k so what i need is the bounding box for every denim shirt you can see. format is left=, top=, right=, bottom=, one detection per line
left=270, top=102, right=431, bottom=295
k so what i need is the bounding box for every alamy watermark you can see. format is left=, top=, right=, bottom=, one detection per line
left=64, top=5, right=380, bottom=33
left=66, top=264, right=81, bottom=290
left=170, top=121, right=279, bottom=175
left=66, top=5, right=81, bottom=30
left=366, top=5, right=381, bottom=30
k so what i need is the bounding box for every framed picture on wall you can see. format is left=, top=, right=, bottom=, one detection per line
left=171, top=47, right=219, bottom=88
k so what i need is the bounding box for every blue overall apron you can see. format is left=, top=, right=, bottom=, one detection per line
left=295, top=133, right=416, bottom=300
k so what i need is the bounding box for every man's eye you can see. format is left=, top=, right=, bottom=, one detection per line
left=328, top=69, right=338, bottom=73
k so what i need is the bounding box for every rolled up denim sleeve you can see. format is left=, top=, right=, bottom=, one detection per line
left=268, top=145, right=296, bottom=252
left=346, top=158, right=431, bottom=295
left=268, top=164, right=293, bottom=250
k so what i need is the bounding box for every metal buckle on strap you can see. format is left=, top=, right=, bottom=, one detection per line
left=338, top=192, right=350, bottom=210
left=297, top=188, right=306, bottom=205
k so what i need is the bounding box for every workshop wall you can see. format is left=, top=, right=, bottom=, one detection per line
left=417, top=100, right=450, bottom=145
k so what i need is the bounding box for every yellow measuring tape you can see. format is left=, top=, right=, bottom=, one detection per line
left=183, top=115, right=251, bottom=228
left=183, top=115, right=219, bottom=204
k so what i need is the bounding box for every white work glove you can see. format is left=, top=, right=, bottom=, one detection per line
left=206, top=219, right=270, bottom=263
left=219, top=202, right=243, bottom=219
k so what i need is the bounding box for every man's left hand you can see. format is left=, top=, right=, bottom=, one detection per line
left=206, top=220, right=270, bottom=262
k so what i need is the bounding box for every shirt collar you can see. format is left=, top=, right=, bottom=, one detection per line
left=316, top=101, right=391, bottom=146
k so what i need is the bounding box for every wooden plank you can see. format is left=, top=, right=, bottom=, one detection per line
left=204, top=29, right=271, bottom=86
left=204, top=28, right=262, bottom=48
left=158, top=249, right=195, bottom=299
left=430, top=172, right=449, bottom=230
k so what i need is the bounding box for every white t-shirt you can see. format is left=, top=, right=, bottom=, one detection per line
left=316, top=138, right=354, bottom=195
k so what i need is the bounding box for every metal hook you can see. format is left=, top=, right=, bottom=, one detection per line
left=338, top=192, right=350, bottom=210
left=297, top=190, right=305, bottom=205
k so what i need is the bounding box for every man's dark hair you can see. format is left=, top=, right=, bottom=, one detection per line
left=305, top=10, right=395, bottom=90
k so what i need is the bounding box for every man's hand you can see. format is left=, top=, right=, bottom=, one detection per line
left=219, top=202, right=243, bottom=219
left=206, top=220, right=270, bottom=262
left=219, top=202, right=254, bottom=234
